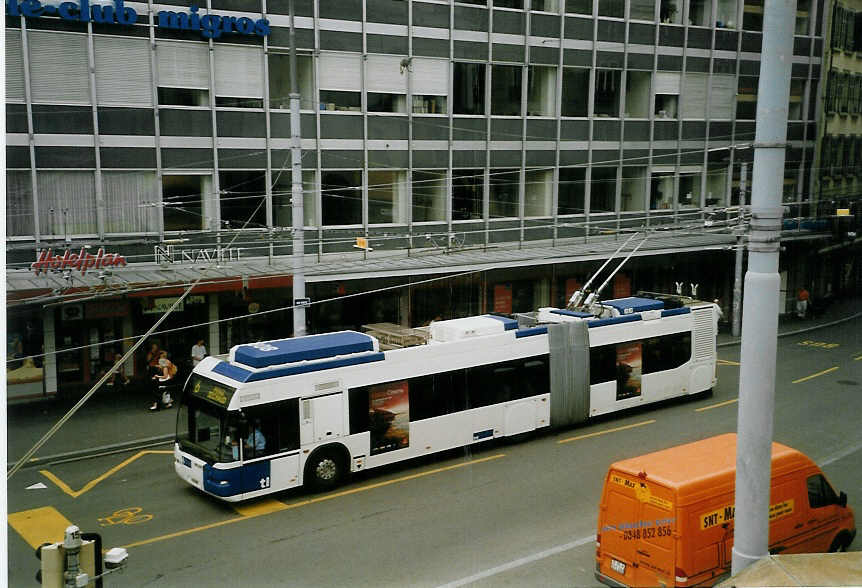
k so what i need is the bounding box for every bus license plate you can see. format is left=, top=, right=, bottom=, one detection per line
left=610, top=559, right=626, bottom=575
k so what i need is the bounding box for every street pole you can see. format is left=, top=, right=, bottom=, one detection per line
left=732, top=162, right=747, bottom=338
left=731, top=0, right=795, bottom=577
left=289, top=0, right=306, bottom=337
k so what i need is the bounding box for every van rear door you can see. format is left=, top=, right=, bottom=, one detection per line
left=599, top=471, right=676, bottom=587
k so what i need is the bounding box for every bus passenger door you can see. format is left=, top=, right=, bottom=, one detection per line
left=243, top=399, right=302, bottom=493
left=301, top=393, right=344, bottom=445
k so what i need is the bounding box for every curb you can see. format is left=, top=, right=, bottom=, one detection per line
left=717, top=311, right=862, bottom=348
left=8, top=434, right=175, bottom=471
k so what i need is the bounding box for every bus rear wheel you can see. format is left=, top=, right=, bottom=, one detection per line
left=305, top=448, right=345, bottom=492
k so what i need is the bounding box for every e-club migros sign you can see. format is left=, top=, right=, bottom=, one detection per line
left=6, top=0, right=271, bottom=39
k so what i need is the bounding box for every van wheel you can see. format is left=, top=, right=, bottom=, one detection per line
left=305, top=448, right=345, bottom=492
left=828, top=532, right=850, bottom=553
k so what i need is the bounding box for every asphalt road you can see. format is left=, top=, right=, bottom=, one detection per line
left=8, top=319, right=862, bottom=587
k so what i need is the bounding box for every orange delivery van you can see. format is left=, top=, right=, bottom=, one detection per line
left=595, top=433, right=856, bottom=587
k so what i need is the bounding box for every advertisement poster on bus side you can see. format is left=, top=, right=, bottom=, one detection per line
left=615, top=342, right=642, bottom=400
left=369, top=380, right=410, bottom=455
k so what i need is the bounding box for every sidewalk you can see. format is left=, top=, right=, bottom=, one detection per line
left=7, top=295, right=862, bottom=469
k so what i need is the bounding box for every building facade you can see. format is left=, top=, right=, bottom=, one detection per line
left=5, top=0, right=836, bottom=400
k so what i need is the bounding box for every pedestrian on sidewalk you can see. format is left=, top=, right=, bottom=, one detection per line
left=149, top=351, right=177, bottom=411
left=796, top=287, right=810, bottom=319
left=191, top=339, right=207, bottom=369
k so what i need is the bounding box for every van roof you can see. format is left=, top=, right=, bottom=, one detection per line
left=609, top=434, right=811, bottom=496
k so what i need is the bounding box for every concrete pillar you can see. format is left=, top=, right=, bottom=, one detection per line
left=43, top=309, right=57, bottom=396
left=400, top=286, right=410, bottom=327
left=121, top=312, right=134, bottom=378
left=208, top=295, right=220, bottom=356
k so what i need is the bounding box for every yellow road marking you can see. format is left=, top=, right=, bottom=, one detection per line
left=233, top=498, right=289, bottom=517
left=792, top=366, right=839, bottom=384
left=717, top=359, right=740, bottom=366
left=120, top=452, right=506, bottom=550
left=40, top=450, right=173, bottom=498
left=695, top=398, right=739, bottom=412
left=557, top=420, right=655, bottom=444
left=8, top=506, right=73, bottom=548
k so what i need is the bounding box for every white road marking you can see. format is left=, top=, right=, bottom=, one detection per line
left=819, top=440, right=862, bottom=467
left=26, top=482, right=48, bottom=490
left=437, top=534, right=596, bottom=587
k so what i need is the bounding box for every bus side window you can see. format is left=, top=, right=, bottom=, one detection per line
left=590, top=344, right=616, bottom=384
left=521, top=357, right=549, bottom=399
left=245, top=399, right=299, bottom=458
left=349, top=388, right=370, bottom=434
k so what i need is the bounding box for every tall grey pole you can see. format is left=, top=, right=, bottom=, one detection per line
left=731, top=162, right=747, bottom=338
left=289, top=0, right=307, bottom=337
left=731, top=0, right=795, bottom=576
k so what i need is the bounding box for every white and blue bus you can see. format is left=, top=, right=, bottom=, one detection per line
left=174, top=295, right=717, bottom=501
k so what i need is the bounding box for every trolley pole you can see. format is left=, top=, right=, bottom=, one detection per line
left=731, top=162, right=747, bottom=338
left=731, top=0, right=795, bottom=576
left=289, top=0, right=306, bottom=337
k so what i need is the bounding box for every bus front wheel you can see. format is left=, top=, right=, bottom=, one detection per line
left=305, top=447, right=345, bottom=492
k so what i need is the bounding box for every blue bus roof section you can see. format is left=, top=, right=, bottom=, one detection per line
left=232, top=331, right=376, bottom=368
left=603, top=297, right=665, bottom=314
left=550, top=309, right=594, bottom=318
left=484, top=315, right=519, bottom=330
left=214, top=352, right=386, bottom=383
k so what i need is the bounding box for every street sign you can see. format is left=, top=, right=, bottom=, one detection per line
left=295, top=298, right=311, bottom=307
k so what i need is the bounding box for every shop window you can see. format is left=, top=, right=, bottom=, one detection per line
left=562, top=68, right=590, bottom=117
left=412, top=95, right=447, bottom=114
left=492, top=65, right=523, bottom=116
left=565, top=0, right=591, bottom=14
left=736, top=76, right=758, bottom=120
left=742, top=0, right=763, bottom=31
left=7, top=171, right=34, bottom=237
left=163, top=174, right=210, bottom=232
left=689, top=0, right=711, bottom=26
left=655, top=94, right=678, bottom=118
left=158, top=87, right=210, bottom=107
left=625, top=71, right=651, bottom=118
left=321, top=170, right=362, bottom=225
left=528, top=66, right=557, bottom=117
left=630, top=0, right=656, bottom=21
left=489, top=169, right=520, bottom=218
left=524, top=169, right=553, bottom=217
left=368, top=92, right=407, bottom=113
left=598, top=0, right=624, bottom=18
left=650, top=172, right=674, bottom=209
left=716, top=0, right=738, bottom=28
left=660, top=0, right=682, bottom=23
left=273, top=170, right=317, bottom=228
left=319, top=90, right=361, bottom=112
left=590, top=167, right=617, bottom=213
left=412, top=170, right=447, bottom=222
left=219, top=171, right=267, bottom=230
left=678, top=173, right=702, bottom=208
left=621, top=167, right=647, bottom=211
left=558, top=167, right=586, bottom=214
left=368, top=170, right=408, bottom=224
left=454, top=62, right=486, bottom=115
left=594, top=70, right=622, bottom=117
left=452, top=169, right=484, bottom=220
left=268, top=53, right=315, bottom=110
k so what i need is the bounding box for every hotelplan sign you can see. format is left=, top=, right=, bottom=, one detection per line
left=6, top=0, right=271, bottom=39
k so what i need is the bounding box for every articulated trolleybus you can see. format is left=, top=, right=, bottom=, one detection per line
left=175, top=295, right=717, bottom=501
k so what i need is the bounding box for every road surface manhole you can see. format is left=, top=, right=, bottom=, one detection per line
left=836, top=380, right=859, bottom=386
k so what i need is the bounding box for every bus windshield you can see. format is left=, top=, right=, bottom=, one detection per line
left=176, top=375, right=239, bottom=463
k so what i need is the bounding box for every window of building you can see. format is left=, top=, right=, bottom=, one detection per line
left=413, top=95, right=447, bottom=114
left=219, top=171, right=267, bottom=230
left=368, top=170, right=409, bottom=224
left=565, top=0, right=591, bottom=14
left=495, top=0, right=523, bottom=8
left=321, top=170, right=362, bottom=225
left=807, top=474, right=839, bottom=509
left=524, top=169, right=553, bottom=217
left=273, top=170, right=318, bottom=228
left=492, top=65, right=523, bottom=116
left=454, top=63, right=486, bottom=115
left=214, top=45, right=265, bottom=109
left=621, top=167, right=647, bottom=211
left=650, top=171, right=674, bottom=209
left=706, top=164, right=728, bottom=206
left=558, top=168, right=586, bottom=214
left=163, top=174, right=210, bottom=232
left=489, top=169, right=520, bottom=218
left=368, top=92, right=408, bottom=113
left=598, top=0, right=624, bottom=18
left=158, top=87, right=210, bottom=107
left=37, top=172, right=97, bottom=237
left=320, top=90, right=361, bottom=111
left=736, top=76, right=758, bottom=120
left=689, top=0, right=711, bottom=26
left=319, top=53, right=362, bottom=112
left=103, top=171, right=160, bottom=234
left=716, top=0, right=738, bottom=28
left=630, top=0, right=656, bottom=21
left=678, top=172, right=702, bottom=208
left=625, top=71, right=651, bottom=118
left=528, top=66, right=557, bottom=117
left=268, top=53, right=315, bottom=110
left=7, top=171, right=34, bottom=237
left=655, top=94, right=678, bottom=118
left=795, top=0, right=810, bottom=35
left=594, top=70, right=622, bottom=117
left=531, top=0, right=559, bottom=11
left=788, top=79, right=804, bottom=120
left=742, top=0, right=763, bottom=31
left=590, top=167, right=617, bottom=213
left=412, top=170, right=447, bottom=222
left=660, top=0, right=682, bottom=23
left=452, top=169, right=484, bottom=220
left=562, top=68, right=590, bottom=117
